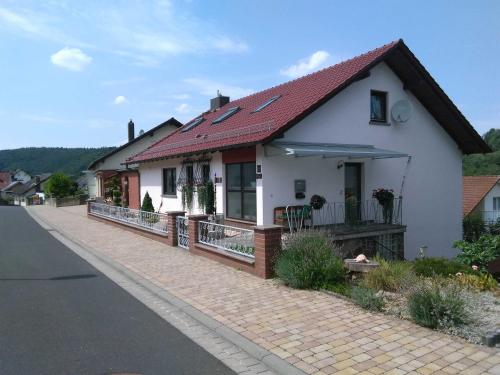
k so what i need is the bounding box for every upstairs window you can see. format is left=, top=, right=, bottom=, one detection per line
left=181, top=117, right=205, bottom=132
left=212, top=106, right=240, bottom=124
left=494, top=197, right=500, bottom=211
left=370, top=90, right=387, bottom=123
left=252, top=95, right=281, bottom=113
left=162, top=168, right=176, bottom=196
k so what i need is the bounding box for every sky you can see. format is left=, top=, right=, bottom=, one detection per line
left=0, top=0, right=499, bottom=149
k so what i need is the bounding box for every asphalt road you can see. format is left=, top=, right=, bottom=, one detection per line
left=0, top=206, right=235, bottom=375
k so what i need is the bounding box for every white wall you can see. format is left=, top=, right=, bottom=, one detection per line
left=261, top=62, right=463, bottom=259
left=139, top=152, right=224, bottom=215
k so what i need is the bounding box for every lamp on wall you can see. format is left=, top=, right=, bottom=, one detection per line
left=337, top=161, right=344, bottom=170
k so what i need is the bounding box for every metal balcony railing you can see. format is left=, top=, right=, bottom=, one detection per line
left=89, top=202, right=168, bottom=234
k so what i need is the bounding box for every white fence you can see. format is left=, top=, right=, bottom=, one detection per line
left=198, top=221, right=255, bottom=258
left=89, top=202, right=168, bottom=234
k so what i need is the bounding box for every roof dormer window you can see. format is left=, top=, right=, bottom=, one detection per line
left=212, top=106, right=240, bottom=124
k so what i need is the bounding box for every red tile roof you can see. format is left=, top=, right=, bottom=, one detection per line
left=463, top=176, right=500, bottom=216
left=0, top=172, right=11, bottom=190
left=128, top=39, right=489, bottom=164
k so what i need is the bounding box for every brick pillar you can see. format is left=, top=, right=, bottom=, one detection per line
left=188, top=215, right=209, bottom=252
left=165, top=211, right=186, bottom=247
left=253, top=225, right=282, bottom=279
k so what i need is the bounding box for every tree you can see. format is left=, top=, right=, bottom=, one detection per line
left=141, top=191, right=154, bottom=212
left=45, top=173, right=74, bottom=198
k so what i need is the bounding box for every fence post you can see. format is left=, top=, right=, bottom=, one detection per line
left=87, top=201, right=91, bottom=214
left=188, top=215, right=209, bottom=252
left=253, top=225, right=282, bottom=279
left=165, top=211, right=186, bottom=247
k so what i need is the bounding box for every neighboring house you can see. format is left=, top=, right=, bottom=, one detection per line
left=463, top=176, right=500, bottom=223
left=4, top=173, right=52, bottom=206
left=128, top=39, right=489, bottom=259
left=88, top=118, right=182, bottom=209
left=0, top=171, right=12, bottom=190
left=13, top=169, right=31, bottom=183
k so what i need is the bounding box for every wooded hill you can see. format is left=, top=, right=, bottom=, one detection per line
left=0, top=147, right=115, bottom=177
left=463, top=129, right=500, bottom=176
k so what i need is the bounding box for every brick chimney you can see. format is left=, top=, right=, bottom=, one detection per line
left=210, top=90, right=230, bottom=111
left=128, top=120, right=135, bottom=142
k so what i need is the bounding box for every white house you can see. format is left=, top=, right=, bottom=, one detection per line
left=88, top=118, right=182, bottom=208
left=128, top=40, right=489, bottom=259
left=463, top=176, right=500, bottom=223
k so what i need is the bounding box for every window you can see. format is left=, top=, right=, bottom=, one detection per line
left=181, top=117, right=205, bottom=132
left=252, top=95, right=281, bottom=113
left=212, top=106, right=240, bottom=124
left=370, top=90, right=387, bottom=122
left=226, top=162, right=256, bottom=221
left=186, top=165, right=194, bottom=186
left=162, top=168, right=176, bottom=196
left=494, top=197, right=500, bottom=211
left=202, top=164, right=210, bottom=183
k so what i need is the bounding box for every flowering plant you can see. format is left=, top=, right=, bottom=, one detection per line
left=372, top=188, right=394, bottom=206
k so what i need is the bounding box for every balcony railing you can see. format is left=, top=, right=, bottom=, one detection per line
left=481, top=211, right=500, bottom=223
left=89, top=202, right=168, bottom=234
left=198, top=221, right=255, bottom=258
left=285, top=198, right=403, bottom=233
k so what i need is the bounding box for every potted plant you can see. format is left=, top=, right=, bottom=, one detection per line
left=372, top=188, right=394, bottom=224
left=310, top=194, right=326, bottom=210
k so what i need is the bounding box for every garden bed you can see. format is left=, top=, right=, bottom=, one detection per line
left=275, top=232, right=500, bottom=346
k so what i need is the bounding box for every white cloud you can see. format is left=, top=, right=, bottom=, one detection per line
left=211, top=36, right=249, bottom=53
left=280, top=50, right=331, bottom=78
left=184, top=78, right=254, bottom=99
left=114, top=95, right=128, bottom=105
left=51, top=47, right=92, bottom=71
left=175, top=103, right=191, bottom=114
left=171, top=93, right=190, bottom=100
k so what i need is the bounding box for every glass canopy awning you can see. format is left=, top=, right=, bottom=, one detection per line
left=268, top=141, right=409, bottom=159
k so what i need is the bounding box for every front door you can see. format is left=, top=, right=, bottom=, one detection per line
left=345, top=163, right=362, bottom=224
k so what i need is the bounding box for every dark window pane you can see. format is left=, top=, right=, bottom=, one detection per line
left=202, top=164, right=210, bottom=183
left=186, top=165, right=194, bottom=186
left=163, top=168, right=176, bottom=195
left=242, top=163, right=256, bottom=190
left=370, top=91, right=387, bottom=122
left=227, top=164, right=241, bottom=190
left=243, top=192, right=256, bottom=221
left=227, top=192, right=242, bottom=218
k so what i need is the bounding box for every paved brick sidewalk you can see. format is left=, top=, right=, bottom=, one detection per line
left=30, top=205, right=500, bottom=375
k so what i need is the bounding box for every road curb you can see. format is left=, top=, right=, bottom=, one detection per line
left=25, top=207, right=306, bottom=375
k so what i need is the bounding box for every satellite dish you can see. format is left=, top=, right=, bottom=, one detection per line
left=391, top=100, right=412, bottom=123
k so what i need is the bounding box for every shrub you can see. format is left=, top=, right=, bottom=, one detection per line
left=141, top=191, right=155, bottom=212
left=351, top=286, right=384, bottom=311
left=323, top=282, right=352, bottom=297
left=412, top=257, right=470, bottom=277
left=44, top=172, right=75, bottom=198
left=454, top=235, right=500, bottom=273
left=361, top=257, right=416, bottom=292
left=275, top=233, right=344, bottom=289
left=453, top=272, right=498, bottom=292
left=463, top=214, right=486, bottom=242
left=112, top=189, right=121, bottom=206
left=408, top=281, right=469, bottom=329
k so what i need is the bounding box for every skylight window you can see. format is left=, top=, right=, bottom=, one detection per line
left=252, top=95, right=281, bottom=113
left=212, top=106, right=240, bottom=124
left=181, top=117, right=205, bottom=132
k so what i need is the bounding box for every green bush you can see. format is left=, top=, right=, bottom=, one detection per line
left=351, top=286, right=384, bottom=311
left=408, top=281, right=469, bottom=329
left=44, top=172, right=75, bottom=198
left=454, top=235, right=500, bottom=273
left=323, top=282, right=352, bottom=297
left=141, top=191, right=155, bottom=212
left=453, top=272, right=498, bottom=292
left=361, top=257, right=416, bottom=292
left=463, top=214, right=486, bottom=242
left=412, top=257, right=470, bottom=277
left=275, top=233, right=344, bottom=289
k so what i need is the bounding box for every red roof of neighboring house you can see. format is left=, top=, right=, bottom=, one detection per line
left=463, top=176, right=500, bottom=216
left=128, top=39, right=489, bottom=164
left=0, top=172, right=11, bottom=190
